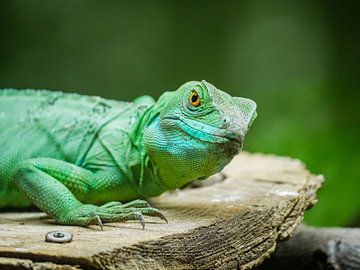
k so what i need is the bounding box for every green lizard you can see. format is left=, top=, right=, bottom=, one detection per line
left=0, top=80, right=256, bottom=229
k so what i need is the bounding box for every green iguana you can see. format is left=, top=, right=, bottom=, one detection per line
left=0, top=80, right=257, bottom=229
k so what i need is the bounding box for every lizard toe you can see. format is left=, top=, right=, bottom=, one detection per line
left=122, top=199, right=151, bottom=208
left=101, top=201, right=123, bottom=208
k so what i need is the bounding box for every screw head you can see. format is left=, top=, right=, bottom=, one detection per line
left=45, top=230, right=72, bottom=243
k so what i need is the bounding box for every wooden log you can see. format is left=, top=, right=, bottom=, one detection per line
left=0, top=152, right=323, bottom=270
left=0, top=257, right=79, bottom=270
left=256, top=225, right=360, bottom=270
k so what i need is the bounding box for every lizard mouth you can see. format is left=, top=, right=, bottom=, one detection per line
left=163, top=114, right=243, bottom=145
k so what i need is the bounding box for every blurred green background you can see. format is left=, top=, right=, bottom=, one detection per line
left=0, top=0, right=359, bottom=227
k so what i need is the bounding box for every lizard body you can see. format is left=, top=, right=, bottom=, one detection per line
left=0, top=80, right=256, bottom=228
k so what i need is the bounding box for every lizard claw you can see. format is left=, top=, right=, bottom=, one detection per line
left=94, top=215, right=103, bottom=231
left=158, top=212, right=168, bottom=223
left=141, top=207, right=168, bottom=223
left=134, top=212, right=146, bottom=229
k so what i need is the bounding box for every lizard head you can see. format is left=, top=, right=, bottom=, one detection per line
left=143, top=80, right=257, bottom=190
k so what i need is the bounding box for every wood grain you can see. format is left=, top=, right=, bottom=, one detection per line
left=0, top=152, right=323, bottom=269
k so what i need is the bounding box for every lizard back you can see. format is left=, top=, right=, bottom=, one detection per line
left=0, top=89, right=136, bottom=202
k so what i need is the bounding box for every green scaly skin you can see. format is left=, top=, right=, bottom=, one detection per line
left=0, top=80, right=257, bottom=229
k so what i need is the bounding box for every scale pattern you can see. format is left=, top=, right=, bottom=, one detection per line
left=0, top=81, right=257, bottom=228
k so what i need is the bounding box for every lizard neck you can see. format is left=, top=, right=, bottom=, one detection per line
left=131, top=104, right=169, bottom=196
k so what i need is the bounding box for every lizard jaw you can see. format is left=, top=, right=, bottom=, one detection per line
left=163, top=114, right=243, bottom=145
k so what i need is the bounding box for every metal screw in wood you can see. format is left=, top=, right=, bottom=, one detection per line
left=45, top=230, right=72, bottom=243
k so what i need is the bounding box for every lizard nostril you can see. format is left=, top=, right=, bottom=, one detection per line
left=223, top=117, right=230, bottom=128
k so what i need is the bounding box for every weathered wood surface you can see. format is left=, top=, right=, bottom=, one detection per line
left=0, top=152, right=323, bottom=270
left=256, top=225, right=360, bottom=270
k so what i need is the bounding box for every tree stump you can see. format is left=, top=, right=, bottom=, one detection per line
left=0, top=152, right=323, bottom=270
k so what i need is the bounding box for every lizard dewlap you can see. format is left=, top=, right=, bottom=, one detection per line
left=0, top=80, right=257, bottom=228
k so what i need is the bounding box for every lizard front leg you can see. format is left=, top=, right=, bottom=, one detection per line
left=14, top=158, right=166, bottom=228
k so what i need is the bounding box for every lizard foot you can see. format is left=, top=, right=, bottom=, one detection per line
left=58, top=200, right=167, bottom=229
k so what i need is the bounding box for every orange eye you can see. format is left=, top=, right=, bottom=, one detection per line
left=189, top=90, right=201, bottom=107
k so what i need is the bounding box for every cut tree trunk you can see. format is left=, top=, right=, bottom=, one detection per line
left=0, top=152, right=323, bottom=270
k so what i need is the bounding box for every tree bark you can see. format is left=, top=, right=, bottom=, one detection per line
left=257, top=225, right=360, bottom=270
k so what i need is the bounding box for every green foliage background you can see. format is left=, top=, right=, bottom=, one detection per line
left=0, top=0, right=359, bottom=226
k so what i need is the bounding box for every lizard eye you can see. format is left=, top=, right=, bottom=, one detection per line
left=189, top=90, right=201, bottom=107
